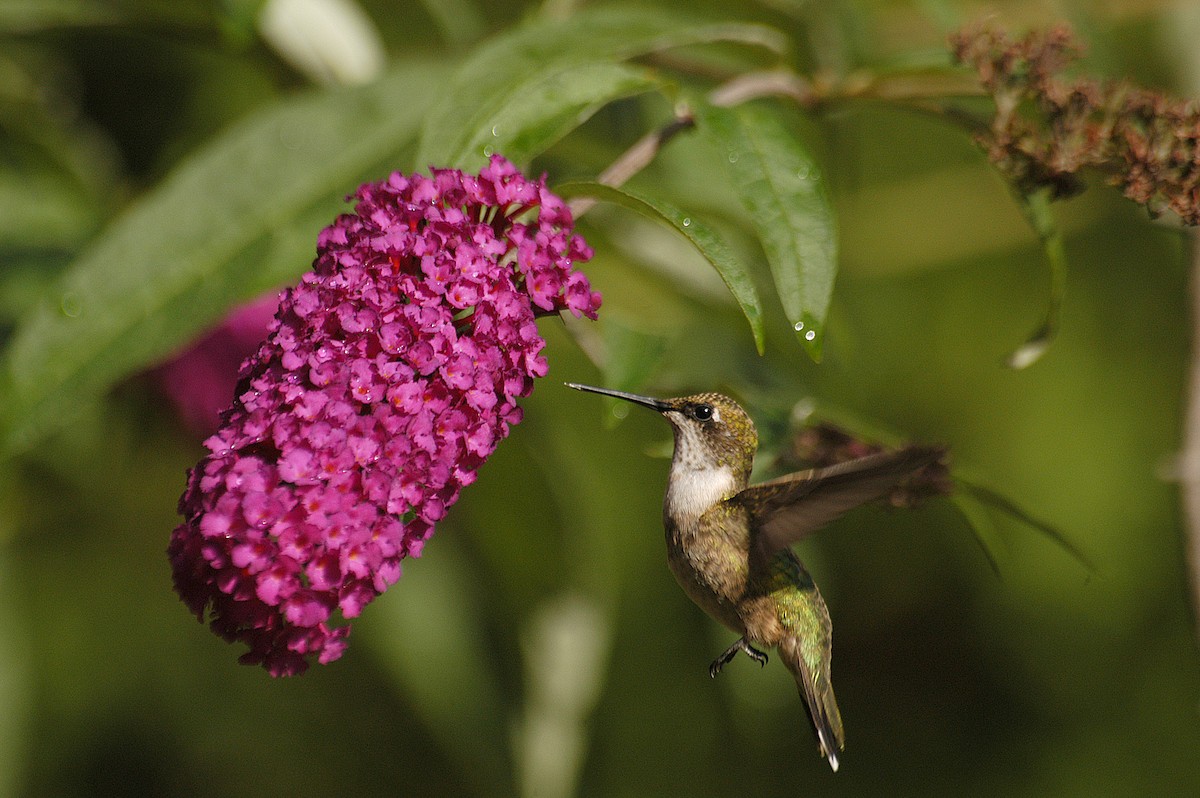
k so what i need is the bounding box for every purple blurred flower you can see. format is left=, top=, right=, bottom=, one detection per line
left=169, top=156, right=600, bottom=676
left=156, top=295, right=279, bottom=436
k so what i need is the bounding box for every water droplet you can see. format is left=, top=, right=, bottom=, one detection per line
left=793, top=321, right=805, bottom=331
left=681, top=217, right=692, bottom=228
left=804, top=329, right=816, bottom=342
left=612, top=403, right=630, bottom=420
left=277, top=123, right=306, bottom=151
left=727, top=151, right=740, bottom=164
left=482, top=145, right=494, bottom=157
left=60, top=292, right=82, bottom=318
left=491, top=124, right=501, bottom=138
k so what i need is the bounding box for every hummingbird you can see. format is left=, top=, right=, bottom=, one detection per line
left=566, top=383, right=943, bottom=772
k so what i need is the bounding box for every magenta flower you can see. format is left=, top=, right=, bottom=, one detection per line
left=169, top=156, right=600, bottom=676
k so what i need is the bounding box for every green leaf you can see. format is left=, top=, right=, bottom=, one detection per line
left=955, top=477, right=1094, bottom=572
left=416, top=0, right=486, bottom=47
left=0, top=61, right=442, bottom=457
left=0, top=54, right=118, bottom=251
left=452, top=62, right=662, bottom=170
left=601, top=321, right=673, bottom=395
left=555, top=180, right=766, bottom=354
left=0, top=163, right=102, bottom=252
left=363, top=539, right=515, bottom=796
left=415, top=5, right=785, bottom=169
left=1007, top=187, right=1067, bottom=369
left=696, top=101, right=838, bottom=361
left=948, top=494, right=1005, bottom=577
left=0, top=550, right=31, bottom=798
left=0, top=0, right=213, bottom=32
left=0, top=0, right=121, bottom=31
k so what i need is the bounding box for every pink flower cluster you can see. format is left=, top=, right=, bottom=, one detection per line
left=169, top=156, right=600, bottom=676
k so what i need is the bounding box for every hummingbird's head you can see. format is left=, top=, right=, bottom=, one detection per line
left=566, top=384, right=758, bottom=478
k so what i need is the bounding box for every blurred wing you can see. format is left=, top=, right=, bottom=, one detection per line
left=739, top=446, right=944, bottom=560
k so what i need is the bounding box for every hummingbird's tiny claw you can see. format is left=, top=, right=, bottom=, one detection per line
left=709, top=637, right=768, bottom=677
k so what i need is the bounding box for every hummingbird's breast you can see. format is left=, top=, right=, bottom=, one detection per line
left=663, top=491, right=753, bottom=634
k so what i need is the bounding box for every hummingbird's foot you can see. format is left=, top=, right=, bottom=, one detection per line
left=709, top=637, right=769, bottom=678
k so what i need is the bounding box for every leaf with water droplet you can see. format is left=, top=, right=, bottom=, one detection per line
left=696, top=101, right=837, bottom=361
left=554, top=181, right=766, bottom=355
left=59, top=293, right=82, bottom=318
left=452, top=61, right=661, bottom=170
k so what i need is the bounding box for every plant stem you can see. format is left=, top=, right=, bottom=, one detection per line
left=567, top=113, right=695, bottom=219
left=1181, top=227, right=1200, bottom=645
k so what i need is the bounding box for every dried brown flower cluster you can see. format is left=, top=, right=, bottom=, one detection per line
left=951, top=24, right=1200, bottom=224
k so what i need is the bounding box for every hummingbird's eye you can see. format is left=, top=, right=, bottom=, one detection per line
left=691, top=404, right=714, bottom=422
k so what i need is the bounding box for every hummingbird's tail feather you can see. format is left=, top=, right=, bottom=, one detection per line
left=779, top=634, right=845, bottom=772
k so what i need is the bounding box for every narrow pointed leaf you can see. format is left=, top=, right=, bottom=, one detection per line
left=415, top=6, right=785, bottom=168
left=556, top=180, right=765, bottom=354
left=956, top=477, right=1094, bottom=571
left=697, top=101, right=837, bottom=361
left=450, top=62, right=662, bottom=170
left=1007, top=188, right=1067, bottom=368
left=0, top=62, right=441, bottom=457
left=948, top=495, right=1005, bottom=577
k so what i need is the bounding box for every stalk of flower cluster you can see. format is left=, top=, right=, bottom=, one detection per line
left=169, top=156, right=601, bottom=676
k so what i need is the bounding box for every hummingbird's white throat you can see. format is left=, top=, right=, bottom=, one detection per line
left=665, top=463, right=737, bottom=519
left=663, top=410, right=738, bottom=518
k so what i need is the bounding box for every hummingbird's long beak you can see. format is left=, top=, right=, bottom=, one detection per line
left=565, top=383, right=670, bottom=412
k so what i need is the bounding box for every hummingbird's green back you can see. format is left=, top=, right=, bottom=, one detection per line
left=767, top=549, right=845, bottom=763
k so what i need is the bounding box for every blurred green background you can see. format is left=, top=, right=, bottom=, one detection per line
left=2, top=0, right=1198, bottom=795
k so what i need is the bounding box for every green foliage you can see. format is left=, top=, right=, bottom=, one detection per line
left=0, top=62, right=441, bottom=455
left=412, top=6, right=785, bottom=169
left=555, top=180, right=765, bottom=353
left=696, top=101, right=837, bottom=359
left=1, top=0, right=1197, bottom=796
left=1007, top=187, right=1069, bottom=369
